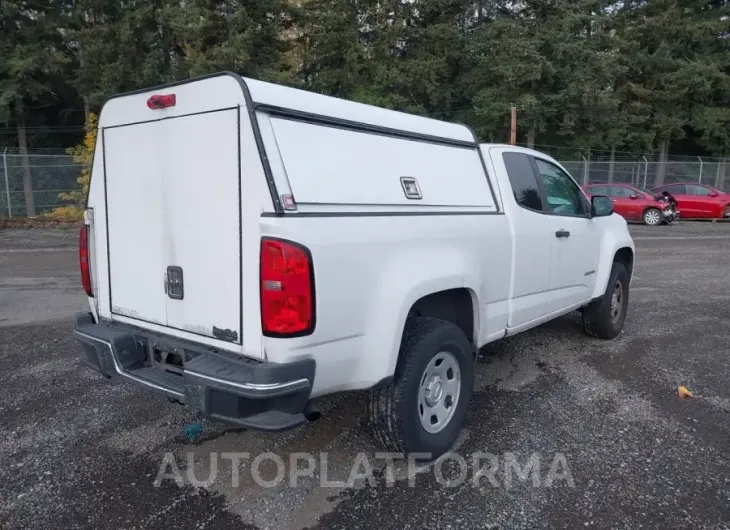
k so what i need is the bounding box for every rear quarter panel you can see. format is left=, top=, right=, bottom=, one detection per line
left=259, top=213, right=512, bottom=397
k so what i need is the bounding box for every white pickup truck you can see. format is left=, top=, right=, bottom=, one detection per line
left=74, top=73, right=634, bottom=460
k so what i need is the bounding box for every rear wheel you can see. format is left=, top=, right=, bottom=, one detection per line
left=583, top=262, right=629, bottom=339
left=642, top=208, right=662, bottom=226
left=367, top=317, right=474, bottom=460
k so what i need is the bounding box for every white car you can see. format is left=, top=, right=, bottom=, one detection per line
left=74, top=73, right=635, bottom=460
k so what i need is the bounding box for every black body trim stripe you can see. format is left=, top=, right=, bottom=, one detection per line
left=237, top=105, right=244, bottom=344
left=261, top=211, right=503, bottom=218
left=296, top=201, right=496, bottom=208
left=256, top=103, right=479, bottom=150
left=239, top=82, right=283, bottom=212
left=101, top=128, right=112, bottom=315
left=103, top=72, right=243, bottom=99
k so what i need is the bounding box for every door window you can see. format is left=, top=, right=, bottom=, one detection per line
left=685, top=184, right=712, bottom=196
left=534, top=159, right=588, bottom=216
left=589, top=186, right=609, bottom=196
left=503, top=153, right=543, bottom=211
left=609, top=186, right=634, bottom=198
left=664, top=184, right=686, bottom=195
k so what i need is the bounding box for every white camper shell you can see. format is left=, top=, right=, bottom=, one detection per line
left=84, top=73, right=498, bottom=352
left=75, top=72, right=635, bottom=458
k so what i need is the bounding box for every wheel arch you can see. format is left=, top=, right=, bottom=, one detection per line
left=360, top=245, right=483, bottom=386
left=613, top=246, right=634, bottom=281
left=591, top=239, right=635, bottom=300
left=407, top=288, right=478, bottom=353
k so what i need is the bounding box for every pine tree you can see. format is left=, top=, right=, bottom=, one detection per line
left=618, top=0, right=730, bottom=184
left=461, top=1, right=567, bottom=143
left=162, top=0, right=297, bottom=82
left=299, top=0, right=373, bottom=98
left=0, top=0, right=72, bottom=216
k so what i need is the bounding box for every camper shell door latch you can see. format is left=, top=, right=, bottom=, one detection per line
left=166, top=266, right=184, bottom=300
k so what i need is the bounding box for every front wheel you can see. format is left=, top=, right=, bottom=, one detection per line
left=582, top=262, right=630, bottom=339
left=367, top=317, right=474, bottom=460
left=643, top=208, right=662, bottom=226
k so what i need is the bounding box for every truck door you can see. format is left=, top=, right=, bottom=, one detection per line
left=684, top=184, right=716, bottom=218
left=498, top=151, right=553, bottom=327
left=531, top=157, right=600, bottom=313
left=609, top=185, right=640, bottom=220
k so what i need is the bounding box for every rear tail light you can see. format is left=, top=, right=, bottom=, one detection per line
left=79, top=225, right=93, bottom=297
left=260, top=238, right=314, bottom=336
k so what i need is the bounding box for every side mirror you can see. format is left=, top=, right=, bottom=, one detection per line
left=629, top=194, right=638, bottom=200
left=709, top=191, right=718, bottom=197
left=591, top=195, right=614, bottom=217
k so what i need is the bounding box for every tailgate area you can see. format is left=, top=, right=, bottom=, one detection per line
left=103, top=108, right=242, bottom=344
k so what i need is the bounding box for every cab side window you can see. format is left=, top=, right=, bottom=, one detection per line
left=685, top=184, right=711, bottom=196
left=503, top=152, right=543, bottom=212
left=665, top=184, right=686, bottom=195
left=534, top=158, right=588, bottom=216
left=610, top=186, right=633, bottom=198
left=589, top=186, right=609, bottom=196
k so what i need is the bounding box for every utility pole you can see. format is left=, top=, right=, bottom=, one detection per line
left=510, top=107, right=517, bottom=146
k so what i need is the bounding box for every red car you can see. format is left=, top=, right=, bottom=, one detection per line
left=583, top=183, right=668, bottom=225
left=649, top=183, right=730, bottom=219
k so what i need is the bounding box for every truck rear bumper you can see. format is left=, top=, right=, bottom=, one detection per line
left=73, top=313, right=315, bottom=431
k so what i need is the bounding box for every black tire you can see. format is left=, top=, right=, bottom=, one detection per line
left=367, top=317, right=474, bottom=460
left=582, top=262, right=629, bottom=339
left=642, top=208, right=662, bottom=226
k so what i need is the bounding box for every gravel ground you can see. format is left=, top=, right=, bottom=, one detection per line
left=1, top=224, right=729, bottom=529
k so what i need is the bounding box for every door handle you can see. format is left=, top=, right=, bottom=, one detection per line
left=555, top=230, right=570, bottom=238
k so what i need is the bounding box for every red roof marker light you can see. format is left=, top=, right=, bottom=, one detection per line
left=147, top=94, right=176, bottom=109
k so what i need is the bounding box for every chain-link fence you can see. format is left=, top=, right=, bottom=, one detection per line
left=0, top=152, right=84, bottom=217
left=0, top=150, right=728, bottom=218
left=560, top=158, right=728, bottom=190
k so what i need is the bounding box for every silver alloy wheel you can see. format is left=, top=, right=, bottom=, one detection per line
left=610, top=279, right=624, bottom=324
left=644, top=209, right=661, bottom=225
left=417, top=351, right=461, bottom=434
